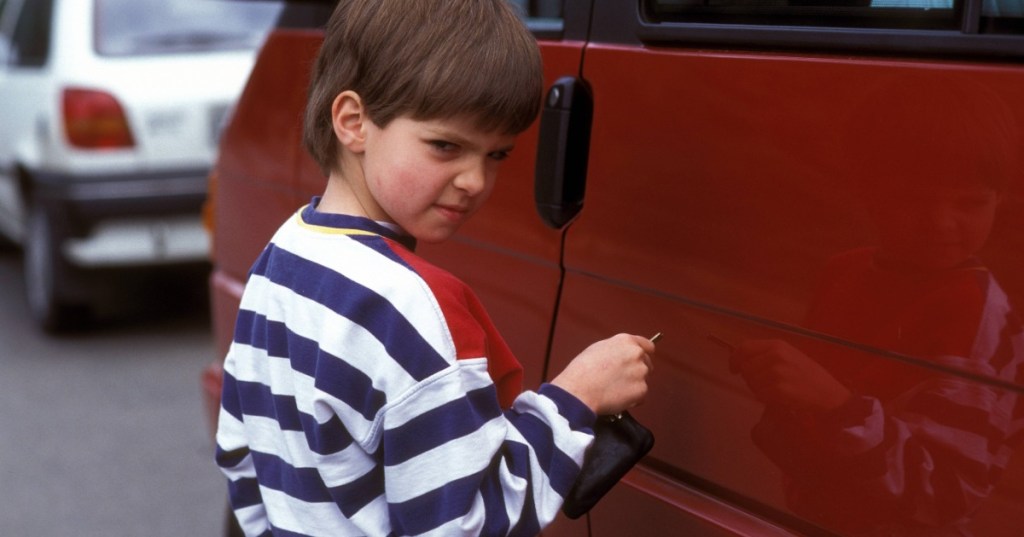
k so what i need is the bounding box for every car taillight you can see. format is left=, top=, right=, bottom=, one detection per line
left=62, top=87, right=135, bottom=149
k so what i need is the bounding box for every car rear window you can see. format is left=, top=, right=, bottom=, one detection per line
left=94, top=0, right=282, bottom=56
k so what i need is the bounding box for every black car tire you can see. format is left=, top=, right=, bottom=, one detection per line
left=24, top=202, right=91, bottom=332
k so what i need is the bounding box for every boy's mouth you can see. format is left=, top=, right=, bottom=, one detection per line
left=435, top=203, right=470, bottom=221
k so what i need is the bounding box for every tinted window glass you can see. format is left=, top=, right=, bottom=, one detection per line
left=510, top=0, right=564, bottom=37
left=982, top=0, right=1024, bottom=32
left=646, top=0, right=958, bottom=30
left=0, top=0, right=11, bottom=53
left=94, top=0, right=281, bottom=56
left=10, top=0, right=52, bottom=67
left=984, top=0, right=1024, bottom=15
left=648, top=0, right=1024, bottom=33
left=510, top=0, right=563, bottom=17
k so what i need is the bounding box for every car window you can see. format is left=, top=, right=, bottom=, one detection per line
left=9, top=0, right=51, bottom=67
left=982, top=0, right=1024, bottom=32
left=647, top=0, right=1024, bottom=32
left=0, top=0, right=10, bottom=63
left=510, top=0, right=562, bottom=16
left=511, top=0, right=564, bottom=38
left=647, top=0, right=959, bottom=30
left=94, top=0, right=282, bottom=56
left=984, top=0, right=1024, bottom=15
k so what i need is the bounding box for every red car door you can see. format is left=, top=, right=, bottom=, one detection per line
left=544, top=1, right=1024, bottom=535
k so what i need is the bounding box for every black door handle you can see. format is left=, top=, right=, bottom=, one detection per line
left=534, top=76, right=593, bottom=229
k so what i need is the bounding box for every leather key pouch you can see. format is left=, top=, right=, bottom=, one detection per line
left=562, top=411, right=655, bottom=519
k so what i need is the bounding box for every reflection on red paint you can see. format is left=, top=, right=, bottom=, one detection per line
left=730, top=75, right=1024, bottom=536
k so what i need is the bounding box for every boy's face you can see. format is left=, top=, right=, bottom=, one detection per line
left=359, top=115, right=516, bottom=242
left=871, top=182, right=1001, bottom=271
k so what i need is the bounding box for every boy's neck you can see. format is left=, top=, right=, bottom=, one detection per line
left=316, top=179, right=359, bottom=216
left=319, top=169, right=385, bottom=222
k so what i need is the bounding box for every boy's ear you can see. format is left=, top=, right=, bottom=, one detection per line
left=331, top=91, right=368, bottom=153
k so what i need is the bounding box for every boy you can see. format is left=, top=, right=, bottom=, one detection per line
left=215, top=1, right=655, bottom=536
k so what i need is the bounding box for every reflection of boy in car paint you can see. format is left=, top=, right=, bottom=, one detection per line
left=730, top=75, right=1024, bottom=535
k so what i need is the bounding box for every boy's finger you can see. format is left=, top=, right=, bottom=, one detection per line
left=729, top=354, right=741, bottom=374
left=631, top=334, right=657, bottom=353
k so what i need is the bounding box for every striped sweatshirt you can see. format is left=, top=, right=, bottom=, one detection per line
left=215, top=202, right=596, bottom=537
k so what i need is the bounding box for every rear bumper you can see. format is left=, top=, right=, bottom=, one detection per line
left=33, top=168, right=211, bottom=266
left=33, top=167, right=208, bottom=218
left=62, top=216, right=210, bottom=267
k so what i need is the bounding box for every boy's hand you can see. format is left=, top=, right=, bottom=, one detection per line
left=730, top=339, right=851, bottom=414
left=551, top=333, right=655, bottom=416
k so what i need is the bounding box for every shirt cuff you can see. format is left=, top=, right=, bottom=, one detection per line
left=539, top=383, right=597, bottom=431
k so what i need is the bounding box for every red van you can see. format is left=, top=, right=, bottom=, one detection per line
left=202, top=1, right=1024, bottom=535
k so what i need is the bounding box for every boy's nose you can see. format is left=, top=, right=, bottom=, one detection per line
left=453, top=160, right=488, bottom=195
left=923, top=202, right=958, bottom=231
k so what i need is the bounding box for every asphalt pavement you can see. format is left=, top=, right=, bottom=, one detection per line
left=0, top=246, right=228, bottom=536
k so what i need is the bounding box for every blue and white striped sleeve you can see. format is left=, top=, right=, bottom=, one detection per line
left=215, top=351, right=272, bottom=537
left=379, top=367, right=595, bottom=536
left=364, top=237, right=597, bottom=535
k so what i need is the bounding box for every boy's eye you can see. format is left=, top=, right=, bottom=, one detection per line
left=957, top=194, right=993, bottom=211
left=488, top=150, right=510, bottom=162
left=428, top=140, right=457, bottom=153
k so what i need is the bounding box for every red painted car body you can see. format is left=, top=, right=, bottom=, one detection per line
left=203, top=1, right=1024, bottom=535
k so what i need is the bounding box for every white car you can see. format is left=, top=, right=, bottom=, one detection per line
left=0, top=0, right=280, bottom=331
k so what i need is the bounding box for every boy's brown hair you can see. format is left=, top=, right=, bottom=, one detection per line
left=303, top=0, right=544, bottom=175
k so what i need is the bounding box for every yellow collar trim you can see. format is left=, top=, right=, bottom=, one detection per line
left=293, top=208, right=381, bottom=237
